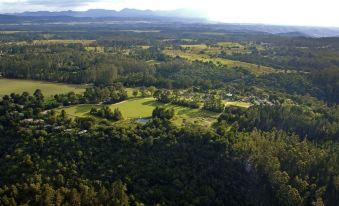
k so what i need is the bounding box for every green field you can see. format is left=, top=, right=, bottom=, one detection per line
left=85, top=46, right=105, bottom=53
left=0, top=79, right=86, bottom=99
left=163, top=49, right=276, bottom=75
left=224, top=101, right=252, bottom=108
left=58, top=97, right=219, bottom=127
left=0, top=31, right=24, bottom=34
left=32, top=39, right=96, bottom=45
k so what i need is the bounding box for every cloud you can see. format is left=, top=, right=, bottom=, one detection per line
left=0, top=0, right=99, bottom=12
left=25, top=0, right=97, bottom=7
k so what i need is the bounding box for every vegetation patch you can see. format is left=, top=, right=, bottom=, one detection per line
left=58, top=97, right=219, bottom=127
left=0, top=79, right=86, bottom=99
left=224, top=101, right=252, bottom=108
left=32, top=39, right=96, bottom=45
left=163, top=49, right=276, bottom=75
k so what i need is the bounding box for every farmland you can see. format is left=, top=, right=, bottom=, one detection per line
left=0, top=78, right=86, bottom=99
left=163, top=48, right=276, bottom=75
left=58, top=97, right=220, bottom=127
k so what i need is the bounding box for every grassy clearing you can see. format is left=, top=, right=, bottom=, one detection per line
left=0, top=79, right=86, bottom=99
left=163, top=49, right=275, bottom=75
left=224, top=101, right=252, bottom=108
left=140, top=45, right=151, bottom=49
left=85, top=46, right=105, bottom=53
left=56, top=104, right=94, bottom=118
left=58, top=97, right=219, bottom=127
left=182, top=43, right=245, bottom=52
left=0, top=31, right=24, bottom=34
left=32, top=40, right=96, bottom=45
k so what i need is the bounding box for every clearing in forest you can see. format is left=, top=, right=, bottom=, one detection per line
left=0, top=79, right=86, bottom=99
left=58, top=97, right=220, bottom=127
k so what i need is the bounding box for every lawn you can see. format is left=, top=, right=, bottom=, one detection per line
left=58, top=97, right=220, bottom=127
left=0, top=79, right=86, bottom=99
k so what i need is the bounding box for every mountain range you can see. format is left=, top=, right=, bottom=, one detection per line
left=8, top=8, right=202, bottom=19
left=1, top=9, right=339, bottom=37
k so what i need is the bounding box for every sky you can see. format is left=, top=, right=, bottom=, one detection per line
left=0, top=0, right=339, bottom=27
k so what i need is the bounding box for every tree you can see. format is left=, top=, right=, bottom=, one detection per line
left=152, top=107, right=175, bottom=120
left=113, top=108, right=123, bottom=121
left=132, top=90, right=139, bottom=98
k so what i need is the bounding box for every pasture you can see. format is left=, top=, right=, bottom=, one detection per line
left=58, top=97, right=219, bottom=127
left=0, top=79, right=86, bottom=99
left=163, top=49, right=276, bottom=75
left=224, top=101, right=252, bottom=108
left=32, top=39, right=96, bottom=45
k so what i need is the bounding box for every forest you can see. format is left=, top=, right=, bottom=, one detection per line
left=0, top=17, right=338, bottom=206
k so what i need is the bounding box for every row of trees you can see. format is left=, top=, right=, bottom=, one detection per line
left=90, top=106, right=123, bottom=121
left=154, top=89, right=224, bottom=112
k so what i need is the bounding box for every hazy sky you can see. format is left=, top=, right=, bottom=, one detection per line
left=0, top=0, right=338, bottom=27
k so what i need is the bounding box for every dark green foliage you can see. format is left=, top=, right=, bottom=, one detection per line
left=219, top=103, right=339, bottom=140
left=152, top=107, right=175, bottom=120
left=233, top=130, right=339, bottom=206
left=203, top=94, right=225, bottom=112
left=0, top=94, right=264, bottom=205
left=75, top=116, right=95, bottom=130
left=83, top=85, right=128, bottom=104
left=1, top=21, right=339, bottom=206
left=90, top=106, right=124, bottom=121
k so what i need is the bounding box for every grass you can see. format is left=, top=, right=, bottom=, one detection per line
left=140, top=45, right=151, bottom=49
left=32, top=40, right=96, bottom=45
left=0, top=31, right=24, bottom=34
left=224, top=101, right=252, bottom=108
left=85, top=46, right=105, bottom=53
left=0, top=79, right=86, bottom=99
left=163, top=49, right=276, bottom=75
left=58, top=97, right=219, bottom=127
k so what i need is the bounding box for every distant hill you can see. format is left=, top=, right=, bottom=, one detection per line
left=2, top=9, right=339, bottom=37
left=218, top=24, right=339, bottom=37
left=276, top=32, right=310, bottom=37
left=11, top=9, right=200, bottom=19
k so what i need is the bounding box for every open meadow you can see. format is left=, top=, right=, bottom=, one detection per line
left=58, top=97, right=220, bottom=127
left=0, top=79, right=86, bottom=99
left=163, top=49, right=276, bottom=75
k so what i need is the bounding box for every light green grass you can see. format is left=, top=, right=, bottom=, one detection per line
left=58, top=98, right=219, bottom=127
left=163, top=49, right=275, bottom=75
left=0, top=31, right=24, bottom=34
left=140, top=45, right=151, bottom=49
left=32, top=40, right=96, bottom=45
left=224, top=101, right=252, bottom=108
left=85, top=46, right=105, bottom=53
left=0, top=79, right=86, bottom=99
left=57, top=104, right=95, bottom=118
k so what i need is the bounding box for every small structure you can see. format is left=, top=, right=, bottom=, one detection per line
left=136, top=118, right=151, bottom=124
left=78, top=130, right=88, bottom=135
